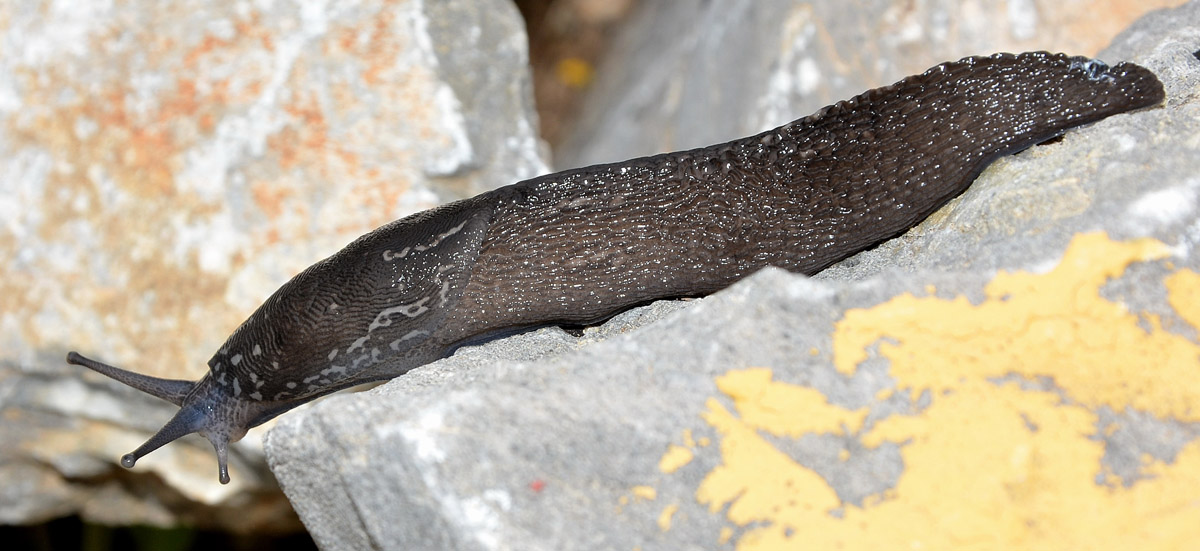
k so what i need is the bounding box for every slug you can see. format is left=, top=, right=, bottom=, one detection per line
left=68, top=52, right=1164, bottom=484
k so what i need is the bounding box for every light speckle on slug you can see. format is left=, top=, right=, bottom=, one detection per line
left=1072, top=58, right=1117, bottom=82
left=67, top=52, right=1165, bottom=484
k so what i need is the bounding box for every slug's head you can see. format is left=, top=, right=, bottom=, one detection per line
left=64, top=201, right=495, bottom=484
left=67, top=351, right=266, bottom=484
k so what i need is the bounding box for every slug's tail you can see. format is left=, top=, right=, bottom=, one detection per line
left=67, top=351, right=235, bottom=484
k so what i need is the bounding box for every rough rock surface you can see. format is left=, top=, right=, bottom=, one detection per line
left=558, top=0, right=1184, bottom=168
left=265, top=4, right=1200, bottom=551
left=0, top=0, right=546, bottom=531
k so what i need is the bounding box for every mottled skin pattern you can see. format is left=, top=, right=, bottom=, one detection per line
left=68, top=52, right=1164, bottom=483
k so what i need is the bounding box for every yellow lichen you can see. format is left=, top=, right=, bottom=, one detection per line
left=712, top=368, right=868, bottom=437
left=1166, top=269, right=1200, bottom=331
left=678, top=232, right=1200, bottom=550
left=631, top=485, right=657, bottom=501
left=658, top=444, right=695, bottom=474
left=696, top=398, right=841, bottom=526
left=834, top=233, right=1193, bottom=420
left=657, top=503, right=679, bottom=532
left=681, top=428, right=696, bottom=448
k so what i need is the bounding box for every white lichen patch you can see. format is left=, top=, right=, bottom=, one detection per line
left=1124, top=178, right=1200, bottom=235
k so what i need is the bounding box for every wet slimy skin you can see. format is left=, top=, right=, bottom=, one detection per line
left=67, top=52, right=1165, bottom=483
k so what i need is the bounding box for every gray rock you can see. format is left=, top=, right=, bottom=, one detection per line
left=266, top=4, right=1200, bottom=550
left=0, top=0, right=545, bottom=531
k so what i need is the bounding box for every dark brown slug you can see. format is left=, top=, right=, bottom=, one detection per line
left=68, top=52, right=1165, bottom=484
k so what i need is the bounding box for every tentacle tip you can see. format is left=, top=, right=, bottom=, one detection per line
left=66, top=351, right=84, bottom=365
left=120, top=453, right=138, bottom=468
left=213, top=436, right=232, bottom=484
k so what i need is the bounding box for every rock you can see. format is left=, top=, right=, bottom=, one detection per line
left=0, top=0, right=546, bottom=532
left=264, top=4, right=1200, bottom=551
left=557, top=0, right=1182, bottom=168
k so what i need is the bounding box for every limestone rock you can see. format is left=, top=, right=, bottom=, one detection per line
left=0, top=0, right=546, bottom=531
left=265, top=4, right=1200, bottom=550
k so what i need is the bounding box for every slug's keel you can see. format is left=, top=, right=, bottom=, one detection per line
left=68, top=351, right=240, bottom=484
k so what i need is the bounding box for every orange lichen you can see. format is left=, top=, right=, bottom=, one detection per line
left=251, top=180, right=294, bottom=220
